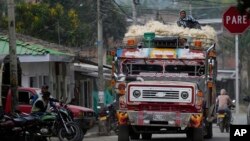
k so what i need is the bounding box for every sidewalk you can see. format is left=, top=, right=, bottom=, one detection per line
left=84, top=123, right=99, bottom=138
left=84, top=122, right=117, bottom=138
left=232, top=104, right=248, bottom=125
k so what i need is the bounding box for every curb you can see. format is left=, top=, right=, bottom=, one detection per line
left=85, top=131, right=116, bottom=138
left=84, top=132, right=99, bottom=138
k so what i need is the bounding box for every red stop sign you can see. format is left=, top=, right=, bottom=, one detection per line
left=223, top=6, right=250, bottom=34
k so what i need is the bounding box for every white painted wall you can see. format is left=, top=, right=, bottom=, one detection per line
left=21, top=62, right=50, bottom=88
left=21, top=62, right=75, bottom=101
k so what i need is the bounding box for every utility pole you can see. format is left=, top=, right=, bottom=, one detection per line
left=235, top=34, right=240, bottom=117
left=7, top=0, right=18, bottom=113
left=131, top=0, right=137, bottom=25
left=97, top=0, right=104, bottom=108
left=97, top=0, right=107, bottom=134
left=189, top=0, right=192, bottom=15
left=97, top=0, right=109, bottom=135
left=57, top=21, right=61, bottom=46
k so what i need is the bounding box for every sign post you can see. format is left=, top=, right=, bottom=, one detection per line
left=235, top=34, right=239, bottom=116
left=223, top=6, right=250, bottom=33
left=223, top=6, right=250, bottom=122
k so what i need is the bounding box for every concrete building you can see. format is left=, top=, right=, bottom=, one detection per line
left=0, top=35, right=75, bottom=101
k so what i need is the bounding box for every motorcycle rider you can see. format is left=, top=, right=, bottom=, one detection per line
left=30, top=85, right=49, bottom=105
left=177, top=10, right=201, bottom=29
left=216, top=89, right=233, bottom=124
left=31, top=91, right=55, bottom=115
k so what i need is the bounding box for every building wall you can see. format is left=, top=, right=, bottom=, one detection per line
left=74, top=72, right=95, bottom=108
left=21, top=62, right=74, bottom=100
left=67, top=63, right=75, bottom=103
left=21, top=62, right=50, bottom=88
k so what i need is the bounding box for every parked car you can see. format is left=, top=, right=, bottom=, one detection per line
left=5, top=87, right=96, bottom=134
left=243, top=95, right=250, bottom=125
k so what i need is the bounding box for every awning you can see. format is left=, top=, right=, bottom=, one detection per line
left=18, top=54, right=74, bottom=62
left=217, top=70, right=236, bottom=81
left=74, top=63, right=111, bottom=80
left=0, top=35, right=74, bottom=63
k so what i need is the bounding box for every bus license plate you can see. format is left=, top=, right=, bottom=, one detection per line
left=217, top=114, right=225, bottom=118
left=100, top=116, right=107, bottom=121
left=153, top=114, right=166, bottom=121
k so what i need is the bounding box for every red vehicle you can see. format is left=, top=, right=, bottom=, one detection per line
left=112, top=30, right=217, bottom=141
left=4, top=87, right=96, bottom=134
left=0, top=55, right=95, bottom=134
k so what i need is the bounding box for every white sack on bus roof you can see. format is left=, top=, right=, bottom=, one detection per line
left=124, top=21, right=217, bottom=41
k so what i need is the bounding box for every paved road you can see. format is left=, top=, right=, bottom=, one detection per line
left=84, top=124, right=230, bottom=141
left=232, top=112, right=247, bottom=125
left=82, top=111, right=247, bottom=141
left=83, top=124, right=232, bottom=141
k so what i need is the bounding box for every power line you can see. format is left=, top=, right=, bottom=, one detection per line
left=176, top=0, right=236, bottom=5
left=112, top=1, right=230, bottom=13
left=111, top=0, right=133, bottom=20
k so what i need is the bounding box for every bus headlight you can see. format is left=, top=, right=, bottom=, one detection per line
left=181, top=91, right=189, bottom=99
left=133, top=90, right=141, bottom=98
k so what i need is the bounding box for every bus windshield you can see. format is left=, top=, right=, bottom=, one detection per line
left=120, top=59, right=205, bottom=76
left=123, top=64, right=163, bottom=75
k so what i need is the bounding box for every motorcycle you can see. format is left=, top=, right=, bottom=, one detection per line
left=110, top=119, right=119, bottom=135
left=217, top=102, right=235, bottom=133
left=0, top=114, right=22, bottom=141
left=0, top=112, right=37, bottom=141
left=98, top=106, right=111, bottom=135
left=107, top=104, right=119, bottom=135
left=57, top=100, right=84, bottom=141
left=217, top=109, right=230, bottom=133
left=98, top=103, right=119, bottom=135
left=26, top=100, right=83, bottom=141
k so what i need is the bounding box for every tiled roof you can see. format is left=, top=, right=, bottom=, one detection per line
left=0, top=35, right=73, bottom=56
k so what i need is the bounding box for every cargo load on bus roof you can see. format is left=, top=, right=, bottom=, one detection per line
left=123, top=21, right=217, bottom=49
left=125, top=20, right=217, bottom=40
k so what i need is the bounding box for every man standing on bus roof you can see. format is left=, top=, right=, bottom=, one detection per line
left=177, top=10, right=201, bottom=29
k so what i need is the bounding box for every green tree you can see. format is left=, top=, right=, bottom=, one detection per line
left=0, top=0, right=127, bottom=48
left=239, top=30, right=250, bottom=96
